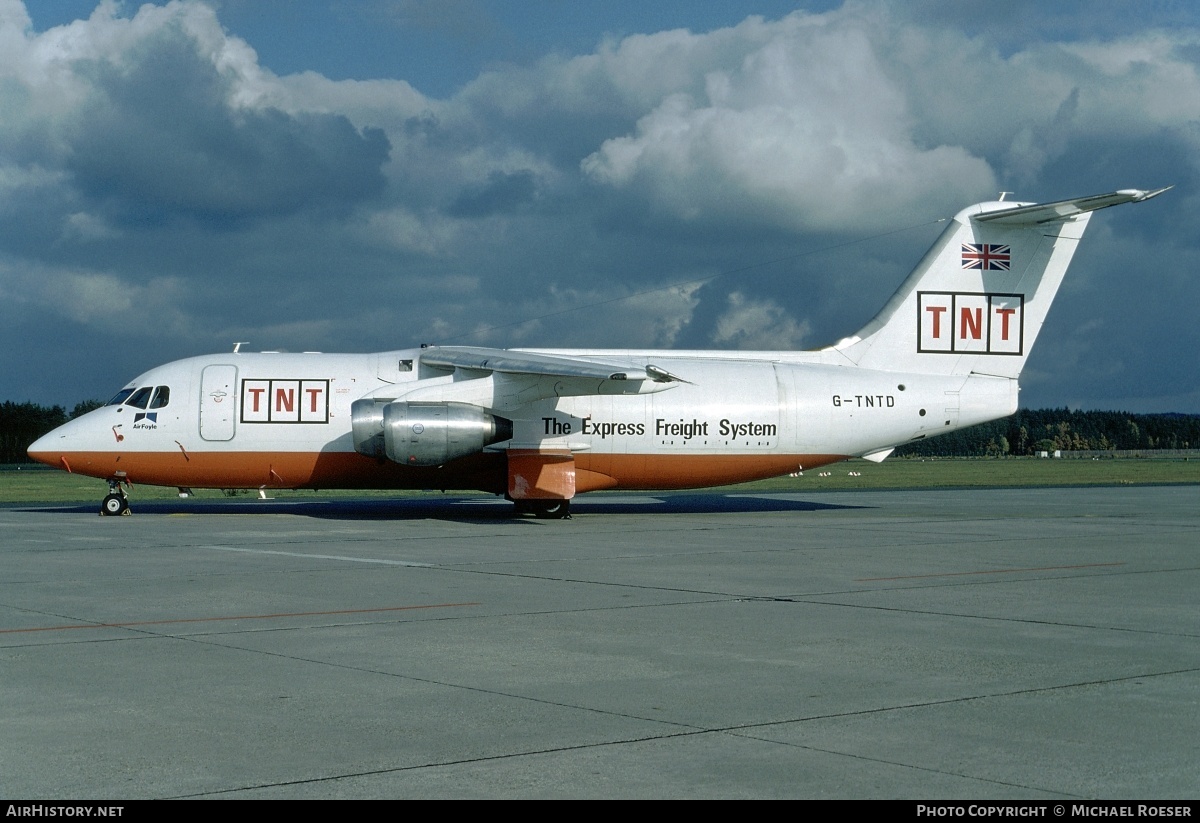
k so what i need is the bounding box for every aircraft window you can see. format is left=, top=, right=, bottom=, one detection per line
left=125, top=387, right=154, bottom=409
left=107, top=389, right=135, bottom=406
left=149, top=386, right=170, bottom=409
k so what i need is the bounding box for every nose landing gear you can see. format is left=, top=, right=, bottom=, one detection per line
left=100, top=479, right=131, bottom=517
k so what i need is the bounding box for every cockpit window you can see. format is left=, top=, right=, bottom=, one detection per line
left=107, top=388, right=135, bottom=406
left=149, top=386, right=170, bottom=409
left=125, top=387, right=154, bottom=409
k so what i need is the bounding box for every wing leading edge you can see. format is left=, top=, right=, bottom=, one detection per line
left=387, top=345, right=686, bottom=411
left=420, top=345, right=686, bottom=384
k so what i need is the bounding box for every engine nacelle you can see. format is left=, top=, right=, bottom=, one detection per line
left=350, top=398, right=388, bottom=458
left=359, top=401, right=512, bottom=467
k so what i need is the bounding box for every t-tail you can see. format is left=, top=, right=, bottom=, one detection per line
left=829, top=188, right=1170, bottom=378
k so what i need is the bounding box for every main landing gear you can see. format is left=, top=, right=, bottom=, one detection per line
left=512, top=499, right=572, bottom=519
left=100, top=479, right=131, bottom=517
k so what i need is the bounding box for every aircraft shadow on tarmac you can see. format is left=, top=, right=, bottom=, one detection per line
left=23, top=493, right=867, bottom=522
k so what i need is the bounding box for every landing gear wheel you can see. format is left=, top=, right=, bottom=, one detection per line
left=101, top=493, right=129, bottom=517
left=532, top=500, right=571, bottom=520
left=510, top=499, right=571, bottom=519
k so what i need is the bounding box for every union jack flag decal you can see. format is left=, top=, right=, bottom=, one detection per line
left=962, top=243, right=1011, bottom=270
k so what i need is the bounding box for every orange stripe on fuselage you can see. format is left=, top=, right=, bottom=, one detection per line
left=27, top=449, right=508, bottom=493
left=27, top=449, right=848, bottom=493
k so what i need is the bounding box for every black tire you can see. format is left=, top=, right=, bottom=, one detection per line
left=101, top=494, right=127, bottom=517
left=532, top=500, right=571, bottom=520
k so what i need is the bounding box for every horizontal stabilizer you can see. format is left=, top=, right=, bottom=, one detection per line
left=975, top=187, right=1171, bottom=225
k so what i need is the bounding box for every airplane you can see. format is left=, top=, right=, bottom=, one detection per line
left=28, top=187, right=1169, bottom=518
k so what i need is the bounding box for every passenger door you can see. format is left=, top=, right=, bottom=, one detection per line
left=199, top=364, right=237, bottom=441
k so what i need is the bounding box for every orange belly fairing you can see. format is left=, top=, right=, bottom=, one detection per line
left=575, top=453, right=846, bottom=490
left=33, top=449, right=848, bottom=494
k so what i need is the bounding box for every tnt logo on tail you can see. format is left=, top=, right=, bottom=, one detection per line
left=918, top=292, right=1024, bottom=355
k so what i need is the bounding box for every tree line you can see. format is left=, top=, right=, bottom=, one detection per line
left=0, top=400, right=104, bottom=464
left=2, top=399, right=1198, bottom=464
left=894, top=407, right=1200, bottom=458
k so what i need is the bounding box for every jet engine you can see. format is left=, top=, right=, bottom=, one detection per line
left=352, top=399, right=512, bottom=466
left=350, top=398, right=388, bottom=458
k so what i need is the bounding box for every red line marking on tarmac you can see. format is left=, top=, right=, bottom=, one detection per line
left=0, top=602, right=481, bottom=634
left=855, top=562, right=1124, bottom=582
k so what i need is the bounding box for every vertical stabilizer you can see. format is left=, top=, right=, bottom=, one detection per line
left=831, top=189, right=1168, bottom=378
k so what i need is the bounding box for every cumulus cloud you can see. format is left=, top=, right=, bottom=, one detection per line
left=0, top=258, right=190, bottom=335
left=713, top=291, right=811, bottom=350
left=579, top=11, right=995, bottom=231
left=0, top=0, right=390, bottom=229
left=1, top=1, right=1197, bottom=412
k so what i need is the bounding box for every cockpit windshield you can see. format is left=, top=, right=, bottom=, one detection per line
left=107, top=386, right=171, bottom=409
left=125, top=387, right=154, bottom=409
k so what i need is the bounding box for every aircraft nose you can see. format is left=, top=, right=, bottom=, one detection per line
left=27, top=430, right=67, bottom=470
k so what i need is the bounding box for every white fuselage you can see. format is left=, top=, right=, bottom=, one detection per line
left=28, top=347, right=1017, bottom=495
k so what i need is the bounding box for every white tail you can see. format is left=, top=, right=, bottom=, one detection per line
left=830, top=189, right=1169, bottom=378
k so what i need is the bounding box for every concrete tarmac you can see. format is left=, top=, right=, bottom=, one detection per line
left=2, top=485, right=1197, bottom=799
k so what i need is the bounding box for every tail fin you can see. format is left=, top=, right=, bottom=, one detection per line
left=831, top=188, right=1169, bottom=378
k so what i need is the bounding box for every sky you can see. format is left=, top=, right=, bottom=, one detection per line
left=2, top=0, right=1198, bottom=413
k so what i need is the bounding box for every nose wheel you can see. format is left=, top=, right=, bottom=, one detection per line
left=100, top=480, right=131, bottom=516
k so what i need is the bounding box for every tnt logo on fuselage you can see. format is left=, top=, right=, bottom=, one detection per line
left=918, top=292, right=1024, bottom=355
left=241, top=379, right=330, bottom=423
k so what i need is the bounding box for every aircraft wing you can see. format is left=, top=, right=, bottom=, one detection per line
left=420, top=345, right=685, bottom=384
left=975, top=187, right=1171, bottom=225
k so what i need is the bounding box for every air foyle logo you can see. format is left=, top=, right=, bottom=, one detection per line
left=917, top=292, right=1024, bottom=355
left=241, top=379, right=330, bottom=423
